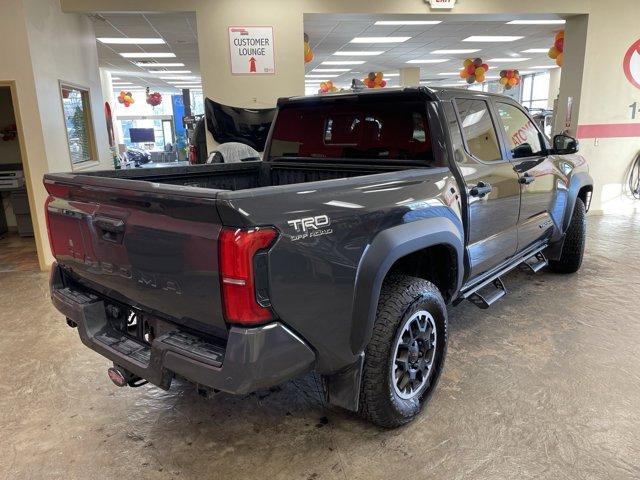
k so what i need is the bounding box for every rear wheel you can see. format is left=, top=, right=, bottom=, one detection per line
left=359, top=275, right=447, bottom=428
left=549, top=197, right=586, bottom=273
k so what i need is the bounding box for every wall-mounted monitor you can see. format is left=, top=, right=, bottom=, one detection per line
left=129, top=128, right=155, bottom=143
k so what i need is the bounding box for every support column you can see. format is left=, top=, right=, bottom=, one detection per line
left=547, top=66, right=561, bottom=111
left=399, top=67, right=420, bottom=87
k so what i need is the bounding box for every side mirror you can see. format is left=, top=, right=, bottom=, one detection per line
left=553, top=134, right=579, bottom=154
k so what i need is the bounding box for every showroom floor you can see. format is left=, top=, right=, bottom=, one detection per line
left=1, top=214, right=639, bottom=480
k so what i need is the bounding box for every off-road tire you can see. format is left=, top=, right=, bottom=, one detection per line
left=549, top=197, right=586, bottom=273
left=358, top=275, right=447, bottom=428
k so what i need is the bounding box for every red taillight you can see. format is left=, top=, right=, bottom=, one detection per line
left=44, top=195, right=55, bottom=255
left=219, top=227, right=278, bottom=325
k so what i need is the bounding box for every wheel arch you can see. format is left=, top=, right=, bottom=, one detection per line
left=564, top=172, right=594, bottom=231
left=349, top=216, right=464, bottom=357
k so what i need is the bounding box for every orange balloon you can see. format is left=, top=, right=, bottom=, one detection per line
left=556, top=52, right=564, bottom=67
left=508, top=77, right=517, bottom=86
left=460, top=69, right=468, bottom=79
left=548, top=47, right=559, bottom=59
left=476, top=74, right=485, bottom=83
left=555, top=30, right=565, bottom=42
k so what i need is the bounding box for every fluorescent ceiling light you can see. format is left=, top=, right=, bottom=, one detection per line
left=441, top=83, right=466, bottom=87
left=305, top=74, right=339, bottom=78
left=521, top=48, right=551, bottom=53
left=148, top=69, right=192, bottom=74
left=374, top=20, right=441, bottom=25
left=111, top=77, right=121, bottom=80
left=406, top=59, right=449, bottom=64
left=438, top=72, right=464, bottom=75
left=488, top=57, right=530, bottom=62
left=321, top=60, right=366, bottom=65
left=160, top=76, right=199, bottom=80
left=432, top=49, right=481, bottom=54
left=507, top=19, right=566, bottom=25
left=350, top=37, right=411, bottom=43
left=464, top=36, right=524, bottom=42
left=98, top=37, right=165, bottom=44
left=383, top=73, right=400, bottom=77
left=112, top=82, right=133, bottom=85
left=120, top=52, right=176, bottom=58
left=312, top=68, right=350, bottom=72
left=333, top=51, right=384, bottom=56
left=134, top=62, right=184, bottom=67
left=530, top=65, right=560, bottom=69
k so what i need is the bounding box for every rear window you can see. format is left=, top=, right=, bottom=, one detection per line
left=269, top=100, right=433, bottom=163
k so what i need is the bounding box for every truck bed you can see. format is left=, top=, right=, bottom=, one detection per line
left=84, top=159, right=423, bottom=192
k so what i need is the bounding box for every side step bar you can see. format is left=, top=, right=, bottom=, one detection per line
left=461, top=245, right=548, bottom=309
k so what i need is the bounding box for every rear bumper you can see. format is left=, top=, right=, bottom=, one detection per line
left=50, top=264, right=316, bottom=394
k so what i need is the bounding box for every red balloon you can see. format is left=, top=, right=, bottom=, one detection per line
left=506, top=70, right=514, bottom=79
left=466, top=64, right=476, bottom=75
left=380, top=80, right=387, bottom=88
left=481, top=63, right=489, bottom=71
left=555, top=37, right=564, bottom=52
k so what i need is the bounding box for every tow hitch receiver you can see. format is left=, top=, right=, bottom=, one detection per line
left=107, top=365, right=148, bottom=388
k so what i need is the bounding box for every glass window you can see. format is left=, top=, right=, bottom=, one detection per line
left=269, top=100, right=434, bottom=163
left=60, top=83, right=97, bottom=166
left=496, top=103, right=543, bottom=158
left=520, top=72, right=550, bottom=110
left=454, top=98, right=501, bottom=162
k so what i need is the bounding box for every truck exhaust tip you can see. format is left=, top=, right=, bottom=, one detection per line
left=107, top=367, right=128, bottom=387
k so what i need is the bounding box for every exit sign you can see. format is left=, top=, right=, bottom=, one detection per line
left=427, top=0, right=456, bottom=8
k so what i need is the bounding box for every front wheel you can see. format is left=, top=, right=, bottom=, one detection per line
left=549, top=197, right=586, bottom=274
left=359, top=275, right=447, bottom=428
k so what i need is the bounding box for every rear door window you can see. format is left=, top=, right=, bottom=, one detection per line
left=269, top=100, right=433, bottom=163
left=454, top=98, right=502, bottom=162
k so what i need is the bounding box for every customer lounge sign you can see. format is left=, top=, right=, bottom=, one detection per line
left=228, top=26, right=275, bottom=75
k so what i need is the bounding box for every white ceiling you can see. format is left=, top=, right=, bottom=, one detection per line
left=304, top=13, right=565, bottom=89
left=90, top=12, right=200, bottom=93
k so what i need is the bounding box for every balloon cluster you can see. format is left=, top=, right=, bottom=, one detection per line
left=145, top=87, right=162, bottom=107
left=460, top=58, right=489, bottom=84
left=117, top=90, right=134, bottom=107
left=304, top=33, right=314, bottom=64
left=548, top=30, right=564, bottom=67
left=499, top=70, right=521, bottom=90
left=319, top=80, right=339, bottom=94
left=363, top=72, right=387, bottom=89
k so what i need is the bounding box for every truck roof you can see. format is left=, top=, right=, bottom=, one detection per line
left=278, top=86, right=515, bottom=107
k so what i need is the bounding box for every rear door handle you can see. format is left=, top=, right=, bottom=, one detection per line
left=469, top=182, right=492, bottom=198
left=518, top=174, right=536, bottom=185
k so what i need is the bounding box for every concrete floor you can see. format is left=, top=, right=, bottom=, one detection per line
left=1, top=214, right=639, bottom=480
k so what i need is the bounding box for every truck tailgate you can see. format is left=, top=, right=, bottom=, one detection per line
left=44, top=173, right=228, bottom=338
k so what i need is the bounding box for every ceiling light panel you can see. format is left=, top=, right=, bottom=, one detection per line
left=374, top=20, right=442, bottom=25
left=321, top=60, right=366, bottom=65
left=98, top=37, right=165, bottom=44
left=134, top=62, right=184, bottom=67
left=521, top=48, right=552, bottom=53
left=350, top=37, right=411, bottom=43
left=488, top=58, right=531, bottom=62
left=333, top=51, right=384, bottom=56
left=406, top=59, right=449, bottom=64
left=464, top=36, right=524, bottom=42
left=120, top=52, right=176, bottom=58
left=431, top=49, right=481, bottom=54
left=507, top=20, right=566, bottom=25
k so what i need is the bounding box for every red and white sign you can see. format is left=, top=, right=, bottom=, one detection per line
left=228, top=26, right=275, bottom=75
left=623, top=38, right=640, bottom=90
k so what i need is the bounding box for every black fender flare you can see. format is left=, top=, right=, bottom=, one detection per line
left=563, top=171, right=593, bottom=231
left=349, top=216, right=464, bottom=356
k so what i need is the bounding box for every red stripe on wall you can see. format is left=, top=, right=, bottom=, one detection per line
left=576, top=123, right=640, bottom=139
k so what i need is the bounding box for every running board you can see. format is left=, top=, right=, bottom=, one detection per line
left=468, top=277, right=507, bottom=309
left=461, top=244, right=548, bottom=309
left=520, top=252, right=548, bottom=274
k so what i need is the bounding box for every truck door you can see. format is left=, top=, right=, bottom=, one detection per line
left=493, top=101, right=565, bottom=252
left=448, top=97, right=520, bottom=279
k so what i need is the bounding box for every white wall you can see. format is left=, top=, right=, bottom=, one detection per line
left=23, top=0, right=111, bottom=173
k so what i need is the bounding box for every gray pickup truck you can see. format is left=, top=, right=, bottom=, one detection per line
left=45, top=87, right=593, bottom=428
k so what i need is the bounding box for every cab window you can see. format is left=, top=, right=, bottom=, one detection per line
left=496, top=103, right=544, bottom=159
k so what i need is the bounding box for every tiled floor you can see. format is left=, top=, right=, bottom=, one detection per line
left=0, top=233, right=38, bottom=272
left=0, top=214, right=639, bottom=479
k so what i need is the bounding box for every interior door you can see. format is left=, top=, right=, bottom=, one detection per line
left=494, top=102, right=566, bottom=252
left=448, top=97, right=520, bottom=280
